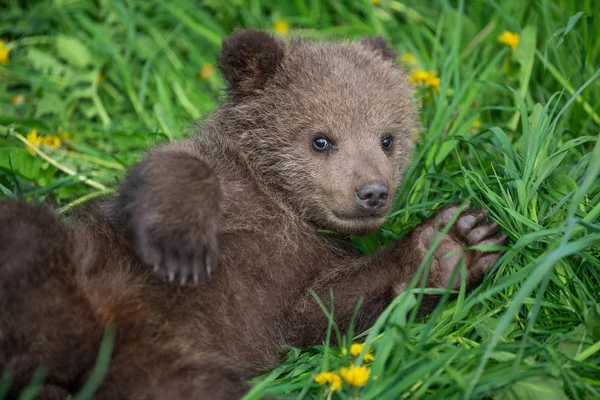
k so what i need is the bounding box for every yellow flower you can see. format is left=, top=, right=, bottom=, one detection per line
left=58, top=131, right=73, bottom=140
left=470, top=119, right=481, bottom=133
left=400, top=52, right=416, bottom=65
left=371, top=0, right=379, bottom=5
left=409, top=69, right=440, bottom=92
left=340, top=364, right=370, bottom=387
left=273, top=20, right=289, bottom=35
left=25, top=129, right=62, bottom=156
left=10, top=95, right=25, bottom=105
left=0, top=40, right=10, bottom=65
left=42, top=135, right=61, bottom=148
left=347, top=343, right=375, bottom=362
left=315, top=372, right=342, bottom=392
left=26, top=128, right=42, bottom=156
left=497, top=31, right=519, bottom=52
left=199, top=63, right=215, bottom=81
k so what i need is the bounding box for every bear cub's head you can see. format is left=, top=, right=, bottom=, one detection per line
left=217, top=30, right=418, bottom=236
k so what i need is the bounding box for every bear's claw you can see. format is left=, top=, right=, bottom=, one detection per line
left=418, top=205, right=507, bottom=289
left=135, top=223, right=219, bottom=286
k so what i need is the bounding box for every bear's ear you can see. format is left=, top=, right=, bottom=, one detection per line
left=218, top=29, right=285, bottom=98
left=359, top=36, right=398, bottom=62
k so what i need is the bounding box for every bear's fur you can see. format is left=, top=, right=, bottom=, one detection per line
left=0, top=30, right=506, bottom=399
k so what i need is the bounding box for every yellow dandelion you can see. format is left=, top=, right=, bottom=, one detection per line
left=497, top=31, right=520, bottom=52
left=314, top=372, right=342, bottom=392
left=25, top=129, right=62, bottom=156
left=10, top=95, right=25, bottom=105
left=349, top=343, right=375, bottom=363
left=58, top=130, right=74, bottom=140
left=400, top=52, right=416, bottom=65
left=425, top=75, right=440, bottom=92
left=371, top=0, right=379, bottom=5
left=199, top=63, right=215, bottom=81
left=0, top=39, right=10, bottom=65
left=273, top=20, right=289, bottom=35
left=470, top=119, right=481, bottom=133
left=26, top=128, right=42, bottom=156
left=409, top=69, right=440, bottom=92
left=42, top=135, right=61, bottom=148
left=409, top=69, right=429, bottom=84
left=340, top=364, right=370, bottom=387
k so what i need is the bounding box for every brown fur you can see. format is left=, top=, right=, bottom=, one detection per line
left=0, top=30, right=505, bottom=399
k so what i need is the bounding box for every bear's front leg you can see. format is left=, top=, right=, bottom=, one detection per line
left=116, top=141, right=221, bottom=285
left=291, top=206, right=506, bottom=347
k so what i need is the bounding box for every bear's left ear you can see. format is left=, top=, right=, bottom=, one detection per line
left=359, top=36, right=398, bottom=62
left=218, top=29, right=285, bottom=98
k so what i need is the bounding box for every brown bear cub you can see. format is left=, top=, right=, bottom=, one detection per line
left=0, top=30, right=506, bottom=399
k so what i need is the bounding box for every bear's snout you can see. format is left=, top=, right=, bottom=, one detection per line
left=354, top=181, right=389, bottom=212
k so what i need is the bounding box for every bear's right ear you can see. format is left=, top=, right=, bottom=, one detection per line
left=218, top=29, right=285, bottom=98
left=359, top=36, right=398, bottom=62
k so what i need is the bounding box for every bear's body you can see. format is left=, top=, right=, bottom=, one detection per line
left=0, top=30, right=505, bottom=399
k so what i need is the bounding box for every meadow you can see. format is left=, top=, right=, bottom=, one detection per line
left=1, top=0, right=599, bottom=398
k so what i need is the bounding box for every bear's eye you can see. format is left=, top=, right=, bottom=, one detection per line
left=313, top=137, right=332, bottom=152
left=381, top=136, right=393, bottom=150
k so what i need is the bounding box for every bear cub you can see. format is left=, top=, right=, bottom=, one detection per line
left=0, top=30, right=506, bottom=399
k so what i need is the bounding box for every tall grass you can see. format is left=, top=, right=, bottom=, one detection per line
left=1, top=0, right=599, bottom=398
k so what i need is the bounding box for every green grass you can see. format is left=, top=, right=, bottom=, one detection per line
left=1, top=0, right=599, bottom=399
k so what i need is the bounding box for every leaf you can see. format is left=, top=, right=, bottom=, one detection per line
left=474, top=317, right=519, bottom=342
left=585, top=305, right=600, bottom=341
left=558, top=323, right=599, bottom=359
left=489, top=127, right=519, bottom=175
left=558, top=324, right=587, bottom=358
left=0, top=147, right=43, bottom=180
left=493, top=376, right=569, bottom=400
left=549, top=175, right=578, bottom=197
left=35, top=93, right=64, bottom=118
left=508, top=26, right=537, bottom=131
left=133, top=35, right=157, bottom=60
left=27, top=48, right=72, bottom=79
left=0, top=182, right=14, bottom=197
left=351, top=233, right=383, bottom=254
left=488, top=351, right=517, bottom=362
left=555, top=12, right=584, bottom=50
left=56, top=35, right=92, bottom=69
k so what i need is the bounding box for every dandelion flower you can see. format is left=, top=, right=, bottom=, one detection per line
left=199, top=63, right=215, bottom=81
left=349, top=343, right=375, bottom=362
left=409, top=69, right=440, bottom=92
left=58, top=130, right=74, bottom=140
left=470, top=119, right=481, bottom=133
left=371, top=0, right=379, bottom=5
left=25, top=128, right=62, bottom=156
left=26, top=128, right=42, bottom=156
left=273, top=20, right=289, bottom=35
left=340, top=364, right=370, bottom=387
left=400, top=52, right=416, bottom=65
left=314, top=372, right=342, bottom=392
left=497, top=31, right=519, bottom=51
left=10, top=95, right=24, bottom=105
left=42, top=135, right=61, bottom=148
left=424, top=74, right=440, bottom=92
left=0, top=40, right=10, bottom=65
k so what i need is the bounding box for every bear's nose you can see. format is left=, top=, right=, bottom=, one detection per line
left=355, top=182, right=389, bottom=211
